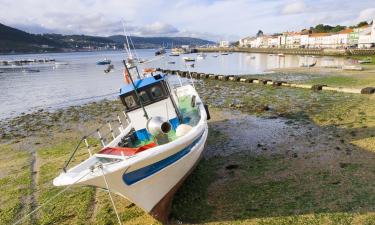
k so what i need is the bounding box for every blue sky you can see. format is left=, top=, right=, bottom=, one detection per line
left=0, top=0, right=374, bottom=41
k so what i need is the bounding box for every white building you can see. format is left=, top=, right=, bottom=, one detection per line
left=239, top=37, right=256, bottom=47
left=336, top=28, right=352, bottom=48
left=219, top=40, right=230, bottom=48
left=358, top=21, right=375, bottom=48
left=300, top=34, right=309, bottom=47
left=238, top=18, right=375, bottom=49
left=280, top=32, right=301, bottom=48
left=267, top=36, right=280, bottom=48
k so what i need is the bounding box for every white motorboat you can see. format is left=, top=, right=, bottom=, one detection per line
left=53, top=63, right=209, bottom=223
left=183, top=57, right=195, bottom=62
left=197, top=53, right=207, bottom=59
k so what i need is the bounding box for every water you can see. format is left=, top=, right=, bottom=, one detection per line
left=0, top=50, right=345, bottom=120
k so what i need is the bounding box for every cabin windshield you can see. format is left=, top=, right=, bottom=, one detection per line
left=120, top=82, right=168, bottom=111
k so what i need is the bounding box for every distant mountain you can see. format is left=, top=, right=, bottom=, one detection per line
left=0, top=23, right=214, bottom=54
left=0, top=23, right=62, bottom=53
left=108, top=35, right=214, bottom=48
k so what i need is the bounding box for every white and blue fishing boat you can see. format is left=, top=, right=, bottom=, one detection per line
left=53, top=61, right=210, bottom=223
left=96, top=58, right=111, bottom=65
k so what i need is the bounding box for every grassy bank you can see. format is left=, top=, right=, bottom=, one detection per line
left=1, top=76, right=375, bottom=224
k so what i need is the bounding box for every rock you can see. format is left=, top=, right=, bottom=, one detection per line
left=225, top=164, right=239, bottom=170
left=255, top=105, right=270, bottom=112
left=339, top=162, right=350, bottom=168
left=331, top=180, right=341, bottom=185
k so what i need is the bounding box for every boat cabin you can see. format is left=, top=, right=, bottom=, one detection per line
left=119, top=74, right=180, bottom=143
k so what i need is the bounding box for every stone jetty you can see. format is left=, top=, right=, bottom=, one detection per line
left=156, top=68, right=375, bottom=95
left=0, top=58, right=56, bottom=66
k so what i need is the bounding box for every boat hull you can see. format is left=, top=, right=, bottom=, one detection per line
left=77, top=126, right=208, bottom=223
left=149, top=134, right=207, bottom=223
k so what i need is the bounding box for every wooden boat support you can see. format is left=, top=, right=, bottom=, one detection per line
left=155, top=68, right=375, bottom=95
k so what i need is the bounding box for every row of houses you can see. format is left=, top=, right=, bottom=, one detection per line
left=238, top=19, right=375, bottom=49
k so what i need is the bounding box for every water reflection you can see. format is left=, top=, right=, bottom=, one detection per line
left=161, top=52, right=346, bottom=75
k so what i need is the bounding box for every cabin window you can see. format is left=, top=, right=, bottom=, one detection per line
left=150, top=85, right=163, bottom=99
left=139, top=91, right=151, bottom=103
left=124, top=95, right=137, bottom=108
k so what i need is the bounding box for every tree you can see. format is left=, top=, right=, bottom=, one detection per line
left=357, top=21, right=368, bottom=27
left=331, top=25, right=346, bottom=33
left=256, top=30, right=264, bottom=37
left=313, top=24, right=334, bottom=33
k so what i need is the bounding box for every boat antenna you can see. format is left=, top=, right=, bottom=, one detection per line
left=121, top=20, right=132, bottom=59
left=123, top=60, right=149, bottom=120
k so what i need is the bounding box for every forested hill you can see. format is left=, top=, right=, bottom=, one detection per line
left=0, top=23, right=214, bottom=53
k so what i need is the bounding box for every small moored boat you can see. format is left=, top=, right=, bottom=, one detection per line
left=96, top=58, right=111, bottom=65
left=155, top=47, right=166, bottom=56
left=197, top=53, right=207, bottom=59
left=183, top=57, right=195, bottom=62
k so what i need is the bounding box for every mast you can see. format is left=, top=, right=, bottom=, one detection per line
left=123, top=60, right=149, bottom=120
left=122, top=21, right=133, bottom=60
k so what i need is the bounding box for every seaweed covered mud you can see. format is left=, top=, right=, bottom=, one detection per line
left=1, top=72, right=375, bottom=224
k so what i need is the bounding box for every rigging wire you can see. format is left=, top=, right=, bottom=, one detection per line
left=99, top=164, right=123, bottom=225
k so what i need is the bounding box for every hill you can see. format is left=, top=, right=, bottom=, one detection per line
left=0, top=23, right=62, bottom=53
left=0, top=23, right=214, bottom=54
left=108, top=35, right=214, bottom=48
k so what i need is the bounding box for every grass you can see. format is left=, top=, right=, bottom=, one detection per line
left=171, top=158, right=219, bottom=223
left=304, top=76, right=375, bottom=88
left=350, top=56, right=375, bottom=65
left=0, top=144, right=32, bottom=225
left=171, top=151, right=375, bottom=224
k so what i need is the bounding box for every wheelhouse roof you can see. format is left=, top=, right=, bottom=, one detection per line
left=119, top=74, right=166, bottom=96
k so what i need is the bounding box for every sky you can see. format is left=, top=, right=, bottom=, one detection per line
left=0, top=0, right=374, bottom=41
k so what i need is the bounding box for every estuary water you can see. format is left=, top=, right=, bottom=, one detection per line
left=0, top=49, right=345, bottom=119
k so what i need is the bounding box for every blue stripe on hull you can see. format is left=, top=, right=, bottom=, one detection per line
left=122, top=132, right=204, bottom=185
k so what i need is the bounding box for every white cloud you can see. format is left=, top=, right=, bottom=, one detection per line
left=0, top=0, right=374, bottom=41
left=281, top=0, right=307, bottom=15
left=136, top=22, right=179, bottom=36
left=357, top=8, right=375, bottom=22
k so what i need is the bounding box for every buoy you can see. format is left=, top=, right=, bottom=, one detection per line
left=176, top=124, right=193, bottom=137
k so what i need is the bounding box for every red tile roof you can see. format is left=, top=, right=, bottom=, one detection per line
left=309, top=33, right=331, bottom=37
left=339, top=28, right=353, bottom=34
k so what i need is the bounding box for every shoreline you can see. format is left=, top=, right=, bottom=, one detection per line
left=198, top=47, right=375, bottom=56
